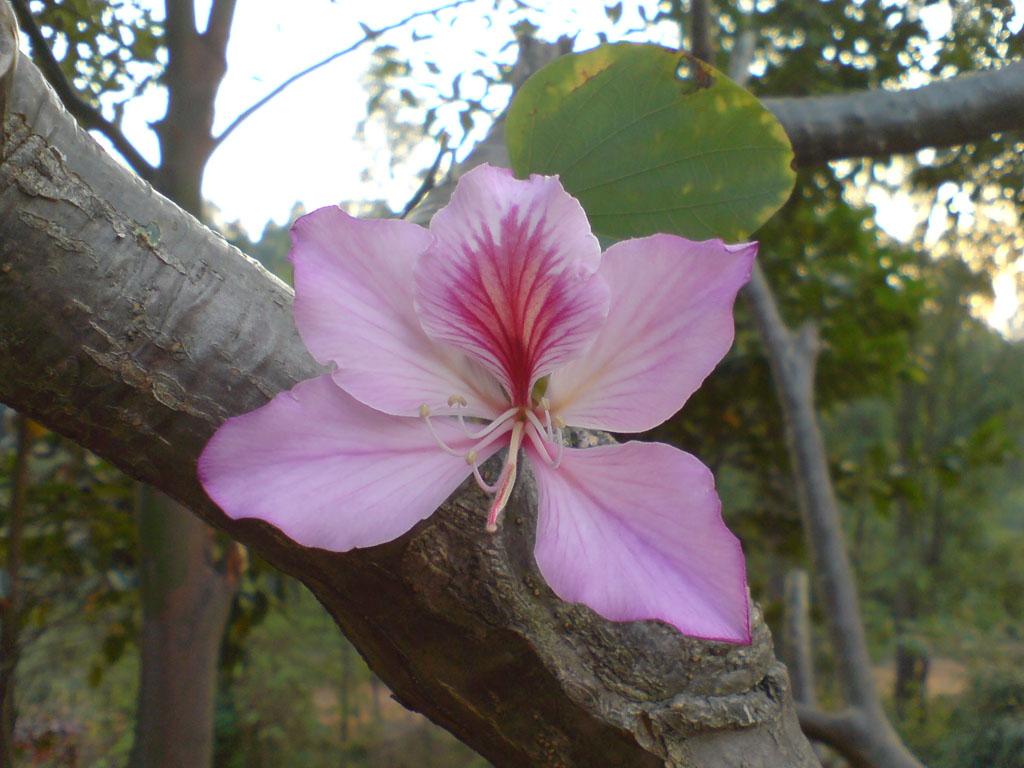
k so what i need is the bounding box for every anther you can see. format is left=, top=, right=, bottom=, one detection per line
left=465, top=450, right=477, bottom=465
left=448, top=394, right=468, bottom=407
left=419, top=403, right=431, bottom=418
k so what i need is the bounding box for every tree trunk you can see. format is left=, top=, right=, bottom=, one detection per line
left=0, top=415, right=30, bottom=768
left=129, top=489, right=235, bottom=768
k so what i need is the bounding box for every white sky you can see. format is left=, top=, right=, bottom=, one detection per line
left=154, top=0, right=674, bottom=234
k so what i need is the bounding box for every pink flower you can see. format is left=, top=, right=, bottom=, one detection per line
left=199, top=164, right=755, bottom=643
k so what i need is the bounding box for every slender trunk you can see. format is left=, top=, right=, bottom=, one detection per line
left=892, top=386, right=926, bottom=725
left=744, top=264, right=926, bottom=768
left=339, top=639, right=352, bottom=766
left=129, top=488, right=235, bottom=768
left=782, top=569, right=817, bottom=707
left=0, top=415, right=30, bottom=768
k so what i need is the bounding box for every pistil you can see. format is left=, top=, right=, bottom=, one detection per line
left=485, top=418, right=525, bottom=533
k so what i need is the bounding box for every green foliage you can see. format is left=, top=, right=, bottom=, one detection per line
left=506, top=43, right=795, bottom=242
left=28, top=0, right=164, bottom=115
left=923, top=670, right=1024, bottom=768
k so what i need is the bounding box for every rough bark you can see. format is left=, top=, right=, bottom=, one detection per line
left=0, top=19, right=820, bottom=768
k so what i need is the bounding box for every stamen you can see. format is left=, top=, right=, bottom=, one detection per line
left=448, top=394, right=468, bottom=407
left=485, top=419, right=524, bottom=533
left=524, top=408, right=550, bottom=441
left=525, top=425, right=563, bottom=469
left=457, top=406, right=518, bottom=440
left=419, top=404, right=463, bottom=457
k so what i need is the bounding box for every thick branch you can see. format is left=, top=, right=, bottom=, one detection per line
left=0, top=18, right=818, bottom=768
left=8, top=0, right=155, bottom=179
left=768, top=61, right=1024, bottom=166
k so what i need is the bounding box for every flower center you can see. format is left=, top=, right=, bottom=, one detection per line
left=418, top=394, right=565, bottom=532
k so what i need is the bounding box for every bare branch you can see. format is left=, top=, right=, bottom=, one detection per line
left=163, top=0, right=195, bottom=45
left=768, top=61, right=1024, bottom=166
left=399, top=133, right=449, bottom=219
left=744, top=262, right=926, bottom=768
left=8, top=0, right=155, bottom=179
left=689, top=0, right=713, bottom=64
left=212, top=0, right=473, bottom=149
left=203, top=0, right=238, bottom=57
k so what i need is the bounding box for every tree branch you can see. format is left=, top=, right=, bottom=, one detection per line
left=203, top=0, right=237, bottom=58
left=0, top=18, right=819, bottom=767
left=743, top=263, right=926, bottom=768
left=767, top=60, right=1024, bottom=166
left=689, top=0, right=713, bottom=65
left=398, top=133, right=448, bottom=219
left=212, top=0, right=473, bottom=149
left=8, top=0, right=155, bottom=180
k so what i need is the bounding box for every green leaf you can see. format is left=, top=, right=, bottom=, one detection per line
left=506, top=43, right=796, bottom=242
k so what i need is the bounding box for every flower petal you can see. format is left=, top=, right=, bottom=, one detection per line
left=291, top=207, right=505, bottom=418
left=528, top=440, right=750, bottom=643
left=549, top=236, right=756, bottom=432
left=198, top=375, right=501, bottom=551
left=415, top=165, right=609, bottom=404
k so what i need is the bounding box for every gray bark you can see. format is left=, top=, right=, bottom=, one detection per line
left=765, top=60, right=1024, bottom=166
left=0, top=14, right=818, bottom=768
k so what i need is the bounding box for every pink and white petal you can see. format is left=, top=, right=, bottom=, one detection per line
left=415, top=165, right=609, bottom=405
left=528, top=441, right=750, bottom=643
left=198, top=375, right=502, bottom=551
left=290, top=207, right=505, bottom=419
left=549, top=236, right=756, bottom=433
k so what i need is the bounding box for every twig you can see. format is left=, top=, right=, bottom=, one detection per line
left=212, top=0, right=474, bottom=149
left=399, top=133, right=449, bottom=219
left=9, top=0, right=156, bottom=180
left=689, top=0, right=713, bottom=64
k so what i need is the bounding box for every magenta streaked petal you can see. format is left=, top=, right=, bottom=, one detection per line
left=528, top=441, right=750, bottom=643
left=290, top=207, right=505, bottom=419
left=549, top=236, right=756, bottom=433
left=415, top=165, right=609, bottom=404
left=198, top=375, right=502, bottom=551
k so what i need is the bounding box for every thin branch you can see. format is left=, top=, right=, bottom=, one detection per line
left=689, top=0, right=713, bottom=64
left=8, top=0, right=155, bottom=179
left=399, top=133, right=449, bottom=219
left=767, top=60, right=1024, bottom=166
left=744, top=262, right=926, bottom=768
left=212, top=0, right=473, bottom=148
